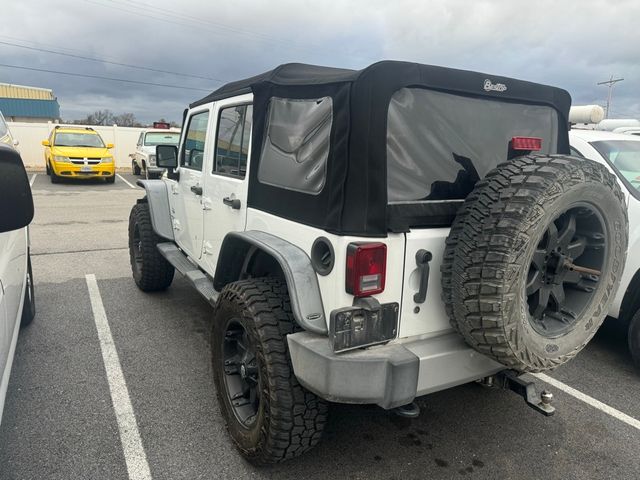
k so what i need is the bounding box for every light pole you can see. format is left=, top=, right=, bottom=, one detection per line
left=597, top=76, right=624, bottom=119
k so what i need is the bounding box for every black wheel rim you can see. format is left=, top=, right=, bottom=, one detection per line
left=222, top=320, right=260, bottom=428
left=526, top=203, right=607, bottom=338
left=132, top=224, right=143, bottom=269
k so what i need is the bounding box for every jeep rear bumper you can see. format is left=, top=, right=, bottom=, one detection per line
left=287, top=331, right=504, bottom=409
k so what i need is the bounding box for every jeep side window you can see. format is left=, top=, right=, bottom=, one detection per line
left=181, top=111, right=209, bottom=171
left=213, top=104, right=253, bottom=179
left=258, top=97, right=332, bottom=195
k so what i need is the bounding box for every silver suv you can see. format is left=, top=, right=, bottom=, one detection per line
left=0, top=131, right=35, bottom=423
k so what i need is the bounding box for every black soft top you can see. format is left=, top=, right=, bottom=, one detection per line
left=192, top=61, right=571, bottom=236
left=192, top=61, right=570, bottom=112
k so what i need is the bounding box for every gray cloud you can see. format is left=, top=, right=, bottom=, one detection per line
left=1, top=0, right=638, bottom=122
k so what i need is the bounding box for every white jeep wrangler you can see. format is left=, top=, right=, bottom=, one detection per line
left=128, top=61, right=628, bottom=464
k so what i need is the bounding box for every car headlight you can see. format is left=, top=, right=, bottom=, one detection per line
left=101, top=157, right=113, bottom=163
left=149, top=154, right=156, bottom=166
left=54, top=155, right=69, bottom=162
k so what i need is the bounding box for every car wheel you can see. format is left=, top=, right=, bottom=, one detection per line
left=128, top=200, right=174, bottom=291
left=20, top=254, right=35, bottom=328
left=50, top=164, right=60, bottom=183
left=106, top=175, right=116, bottom=184
left=132, top=160, right=141, bottom=176
left=442, top=155, right=628, bottom=372
left=46, top=162, right=51, bottom=175
left=629, top=310, right=640, bottom=368
left=211, top=277, right=328, bottom=464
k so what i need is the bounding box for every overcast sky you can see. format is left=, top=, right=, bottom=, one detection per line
left=1, top=0, right=638, bottom=123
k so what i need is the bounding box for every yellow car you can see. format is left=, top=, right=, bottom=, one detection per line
left=42, top=127, right=115, bottom=183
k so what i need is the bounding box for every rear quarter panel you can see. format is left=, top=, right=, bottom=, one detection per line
left=245, top=209, right=406, bottom=334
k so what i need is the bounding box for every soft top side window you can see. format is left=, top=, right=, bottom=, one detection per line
left=258, top=96, right=332, bottom=195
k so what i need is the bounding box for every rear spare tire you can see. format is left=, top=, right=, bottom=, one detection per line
left=442, top=155, right=628, bottom=372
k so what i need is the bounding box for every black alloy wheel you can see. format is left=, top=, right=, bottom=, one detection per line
left=526, top=204, right=606, bottom=338
left=222, top=320, right=260, bottom=428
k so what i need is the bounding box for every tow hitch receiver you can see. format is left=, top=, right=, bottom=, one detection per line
left=486, top=371, right=555, bottom=416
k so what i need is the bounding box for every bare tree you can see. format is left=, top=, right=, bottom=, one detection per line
left=113, top=113, right=137, bottom=127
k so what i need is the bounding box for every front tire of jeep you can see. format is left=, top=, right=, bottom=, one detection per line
left=211, top=278, right=328, bottom=464
left=442, top=155, right=628, bottom=372
left=128, top=201, right=174, bottom=291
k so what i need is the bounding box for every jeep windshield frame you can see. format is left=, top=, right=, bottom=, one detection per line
left=191, top=61, right=571, bottom=236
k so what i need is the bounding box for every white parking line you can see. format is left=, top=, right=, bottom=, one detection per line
left=29, top=173, right=37, bottom=186
left=85, top=274, right=152, bottom=480
left=532, top=372, right=640, bottom=431
left=116, top=173, right=137, bottom=189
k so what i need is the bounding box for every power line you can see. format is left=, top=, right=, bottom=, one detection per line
left=0, top=40, right=223, bottom=83
left=0, top=63, right=211, bottom=92
left=117, top=0, right=325, bottom=49
left=83, top=0, right=325, bottom=55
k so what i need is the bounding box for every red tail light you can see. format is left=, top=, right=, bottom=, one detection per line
left=346, top=242, right=387, bottom=297
left=511, top=136, right=542, bottom=151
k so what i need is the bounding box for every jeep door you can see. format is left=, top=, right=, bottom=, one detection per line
left=169, top=106, right=212, bottom=259
left=200, top=94, right=253, bottom=275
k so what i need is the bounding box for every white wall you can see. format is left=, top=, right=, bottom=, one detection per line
left=7, top=121, right=146, bottom=170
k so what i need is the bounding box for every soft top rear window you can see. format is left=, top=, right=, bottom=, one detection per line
left=387, top=88, right=559, bottom=202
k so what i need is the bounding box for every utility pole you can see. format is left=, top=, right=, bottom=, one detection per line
left=597, top=76, right=624, bottom=118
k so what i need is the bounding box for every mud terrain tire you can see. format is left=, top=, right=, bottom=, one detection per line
left=442, top=155, right=628, bottom=372
left=211, top=278, right=328, bottom=464
left=128, top=200, right=174, bottom=291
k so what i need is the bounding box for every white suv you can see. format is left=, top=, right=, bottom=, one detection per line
left=0, top=137, right=35, bottom=423
left=128, top=61, right=628, bottom=464
left=570, top=129, right=640, bottom=365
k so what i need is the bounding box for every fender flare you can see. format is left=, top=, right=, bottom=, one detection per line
left=214, top=231, right=327, bottom=334
left=136, top=179, right=174, bottom=241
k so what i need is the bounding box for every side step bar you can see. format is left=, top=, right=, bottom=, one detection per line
left=157, top=242, right=219, bottom=306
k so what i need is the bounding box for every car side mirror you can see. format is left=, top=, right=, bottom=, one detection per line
left=0, top=145, right=34, bottom=233
left=41, top=139, right=50, bottom=147
left=156, top=145, right=178, bottom=168
left=106, top=143, right=114, bottom=149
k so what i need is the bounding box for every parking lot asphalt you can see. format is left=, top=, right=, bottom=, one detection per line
left=1, top=171, right=639, bottom=480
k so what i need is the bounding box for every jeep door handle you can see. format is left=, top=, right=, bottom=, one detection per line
left=413, top=249, right=433, bottom=304
left=190, top=185, right=203, bottom=195
left=223, top=196, right=241, bottom=209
